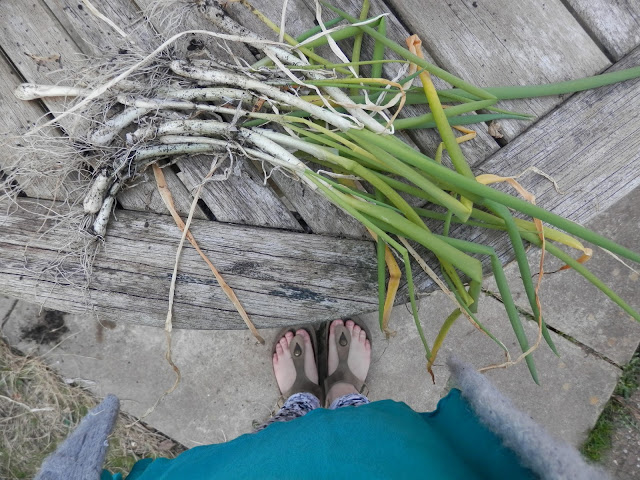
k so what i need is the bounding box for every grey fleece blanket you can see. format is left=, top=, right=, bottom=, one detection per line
left=447, top=357, right=609, bottom=480
left=35, top=394, right=119, bottom=480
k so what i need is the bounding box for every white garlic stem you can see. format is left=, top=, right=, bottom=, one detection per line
left=92, top=196, right=115, bottom=237
left=170, top=61, right=354, bottom=131
left=13, top=83, right=88, bottom=100
left=90, top=107, right=151, bottom=146
left=83, top=170, right=110, bottom=214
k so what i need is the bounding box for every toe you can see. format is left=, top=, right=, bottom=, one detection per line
left=352, top=324, right=361, bottom=337
left=331, top=319, right=344, bottom=332
left=275, top=342, right=284, bottom=357
left=345, top=321, right=355, bottom=337
left=297, top=329, right=314, bottom=355
left=279, top=337, right=291, bottom=358
left=285, top=331, right=294, bottom=342
left=359, top=329, right=367, bottom=342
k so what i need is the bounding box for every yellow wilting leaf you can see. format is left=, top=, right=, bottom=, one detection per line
left=382, top=244, right=400, bottom=337
left=427, top=308, right=462, bottom=383
left=366, top=227, right=399, bottom=338
left=477, top=173, right=593, bottom=271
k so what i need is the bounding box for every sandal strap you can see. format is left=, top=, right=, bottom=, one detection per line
left=324, top=324, right=366, bottom=395
left=282, top=333, right=323, bottom=400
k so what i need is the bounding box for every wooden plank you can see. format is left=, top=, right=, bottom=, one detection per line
left=0, top=1, right=78, bottom=199
left=565, top=0, right=640, bottom=60
left=1, top=0, right=200, bottom=217
left=1, top=1, right=74, bottom=87
left=386, top=0, right=611, bottom=141
left=0, top=53, right=62, bottom=198
left=42, top=0, right=156, bottom=55
left=223, top=0, right=317, bottom=45
left=409, top=44, right=640, bottom=293
left=269, top=169, right=368, bottom=238
left=117, top=166, right=207, bottom=220
left=0, top=197, right=378, bottom=329
left=177, top=156, right=302, bottom=229
left=476, top=45, right=640, bottom=223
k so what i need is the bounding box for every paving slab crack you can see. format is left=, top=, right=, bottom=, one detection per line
left=482, top=288, right=623, bottom=369
left=1, top=299, right=18, bottom=330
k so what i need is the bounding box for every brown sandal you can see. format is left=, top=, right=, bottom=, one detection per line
left=323, top=319, right=370, bottom=406
left=273, top=327, right=323, bottom=404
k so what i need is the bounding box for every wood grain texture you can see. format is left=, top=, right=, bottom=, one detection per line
left=177, top=156, right=302, bottom=229
left=224, top=0, right=317, bottom=44
left=565, top=0, right=640, bottom=60
left=269, top=169, right=368, bottom=238
left=1, top=1, right=77, bottom=87
left=0, top=54, right=62, bottom=198
left=42, top=0, right=157, bottom=55
left=477, top=45, right=640, bottom=222
left=117, top=166, right=208, bottom=220
left=386, top=0, right=611, bottom=140
left=0, top=198, right=378, bottom=329
left=409, top=44, right=640, bottom=293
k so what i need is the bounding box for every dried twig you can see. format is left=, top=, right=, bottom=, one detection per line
left=80, top=0, right=131, bottom=41
left=152, top=164, right=264, bottom=344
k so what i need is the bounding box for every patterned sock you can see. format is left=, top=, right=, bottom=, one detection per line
left=329, top=393, right=370, bottom=409
left=255, top=392, right=321, bottom=431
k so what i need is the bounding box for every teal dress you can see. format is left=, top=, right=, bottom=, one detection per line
left=104, top=389, right=535, bottom=479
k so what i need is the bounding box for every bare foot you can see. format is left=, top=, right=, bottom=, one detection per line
left=273, top=329, right=319, bottom=396
left=326, top=319, right=371, bottom=405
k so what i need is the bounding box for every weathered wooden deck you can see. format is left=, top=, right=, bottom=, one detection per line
left=1, top=0, right=639, bottom=329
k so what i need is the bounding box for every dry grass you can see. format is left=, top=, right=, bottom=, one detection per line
left=0, top=338, right=185, bottom=479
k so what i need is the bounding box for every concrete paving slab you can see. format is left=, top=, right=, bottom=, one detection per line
left=358, top=292, right=620, bottom=446
left=0, top=296, right=17, bottom=327
left=1, top=302, right=280, bottom=447
left=1, top=290, right=620, bottom=448
left=483, top=185, right=640, bottom=366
